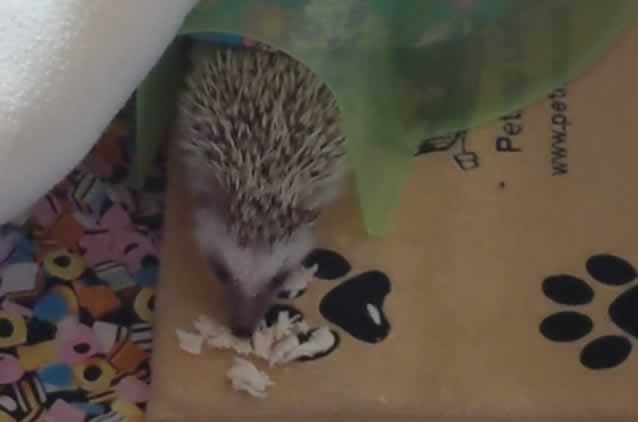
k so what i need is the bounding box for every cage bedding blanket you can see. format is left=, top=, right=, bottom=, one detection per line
left=0, top=0, right=196, bottom=225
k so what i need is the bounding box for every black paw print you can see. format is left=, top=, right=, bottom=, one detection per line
left=540, top=254, right=638, bottom=370
left=274, top=248, right=392, bottom=361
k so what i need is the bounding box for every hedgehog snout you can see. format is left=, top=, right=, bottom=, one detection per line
left=225, top=286, right=274, bottom=338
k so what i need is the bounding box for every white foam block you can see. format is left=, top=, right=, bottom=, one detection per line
left=0, top=0, right=198, bottom=223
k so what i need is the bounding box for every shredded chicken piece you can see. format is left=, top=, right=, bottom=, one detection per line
left=177, top=310, right=337, bottom=398
left=226, top=358, right=274, bottom=398
left=176, top=329, right=204, bottom=355
left=270, top=327, right=336, bottom=366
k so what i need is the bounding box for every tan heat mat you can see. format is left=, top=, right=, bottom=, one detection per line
left=147, top=23, right=638, bottom=422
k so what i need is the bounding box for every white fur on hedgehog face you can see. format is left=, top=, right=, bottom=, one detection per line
left=192, top=207, right=314, bottom=298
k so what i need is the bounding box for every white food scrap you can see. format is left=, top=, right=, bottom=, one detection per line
left=269, top=334, right=301, bottom=367
left=226, top=358, right=274, bottom=398
left=270, top=326, right=336, bottom=366
left=177, top=312, right=334, bottom=398
left=192, top=314, right=253, bottom=355
left=206, top=332, right=253, bottom=356
left=281, top=264, right=318, bottom=298
left=176, top=329, right=204, bottom=355
left=252, top=325, right=275, bottom=360
left=292, top=320, right=310, bottom=335
left=273, top=311, right=301, bottom=341
left=193, top=314, right=226, bottom=337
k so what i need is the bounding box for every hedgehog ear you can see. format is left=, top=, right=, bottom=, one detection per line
left=299, top=208, right=320, bottom=225
left=299, top=175, right=345, bottom=212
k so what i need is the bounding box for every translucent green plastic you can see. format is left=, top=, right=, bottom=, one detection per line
left=134, top=0, right=638, bottom=235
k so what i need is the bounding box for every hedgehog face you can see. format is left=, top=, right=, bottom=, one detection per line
left=177, top=43, right=348, bottom=336
left=193, top=207, right=314, bottom=337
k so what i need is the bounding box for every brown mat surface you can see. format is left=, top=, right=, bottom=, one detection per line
left=148, top=22, right=638, bottom=422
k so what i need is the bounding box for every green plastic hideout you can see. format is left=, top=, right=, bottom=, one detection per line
left=133, top=0, right=638, bottom=235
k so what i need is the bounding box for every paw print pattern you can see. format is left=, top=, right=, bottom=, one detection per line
left=279, top=248, right=392, bottom=351
left=319, top=271, right=391, bottom=343
left=541, top=254, right=638, bottom=370
left=303, top=249, right=351, bottom=280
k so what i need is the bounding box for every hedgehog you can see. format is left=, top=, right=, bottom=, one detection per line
left=174, top=41, right=348, bottom=337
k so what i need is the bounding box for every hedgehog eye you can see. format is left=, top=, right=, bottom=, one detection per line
left=269, top=272, right=289, bottom=289
left=209, top=259, right=231, bottom=285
